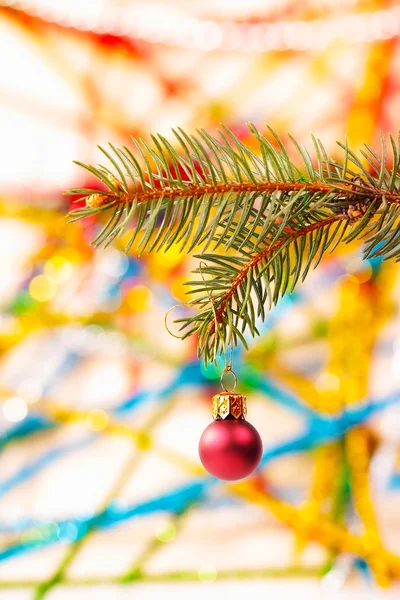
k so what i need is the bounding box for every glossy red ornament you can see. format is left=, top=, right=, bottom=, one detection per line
left=199, top=419, right=263, bottom=481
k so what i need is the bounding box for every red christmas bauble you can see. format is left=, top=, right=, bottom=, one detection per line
left=199, top=419, right=263, bottom=481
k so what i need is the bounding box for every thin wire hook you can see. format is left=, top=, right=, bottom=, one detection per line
left=220, top=366, right=237, bottom=393
left=198, top=261, right=237, bottom=391
left=164, top=303, right=189, bottom=339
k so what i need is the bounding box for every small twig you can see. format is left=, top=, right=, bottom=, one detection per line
left=211, top=216, right=340, bottom=332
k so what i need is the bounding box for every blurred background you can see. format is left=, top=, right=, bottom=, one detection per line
left=0, top=0, right=400, bottom=598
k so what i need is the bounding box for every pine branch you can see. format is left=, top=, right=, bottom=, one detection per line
left=213, top=215, right=340, bottom=323
left=67, top=125, right=400, bottom=363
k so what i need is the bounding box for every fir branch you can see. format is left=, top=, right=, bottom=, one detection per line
left=214, top=215, right=340, bottom=324
left=67, top=125, right=400, bottom=363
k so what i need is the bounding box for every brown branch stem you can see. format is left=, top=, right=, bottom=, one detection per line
left=88, top=179, right=400, bottom=209
left=90, top=181, right=334, bottom=207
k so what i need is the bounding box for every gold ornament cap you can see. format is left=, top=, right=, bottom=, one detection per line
left=212, top=392, right=247, bottom=420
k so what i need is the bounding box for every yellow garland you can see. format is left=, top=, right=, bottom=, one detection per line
left=257, top=260, right=398, bottom=584
left=317, top=262, right=397, bottom=585
left=232, top=480, right=400, bottom=580
left=293, top=443, right=341, bottom=559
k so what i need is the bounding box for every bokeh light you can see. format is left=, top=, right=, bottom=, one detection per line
left=3, top=396, right=28, bottom=422
left=29, top=275, right=58, bottom=302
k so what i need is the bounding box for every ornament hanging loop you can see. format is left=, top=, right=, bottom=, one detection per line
left=164, top=303, right=189, bottom=339
left=220, top=365, right=237, bottom=393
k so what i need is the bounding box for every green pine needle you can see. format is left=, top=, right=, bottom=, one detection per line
left=67, top=124, right=400, bottom=364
